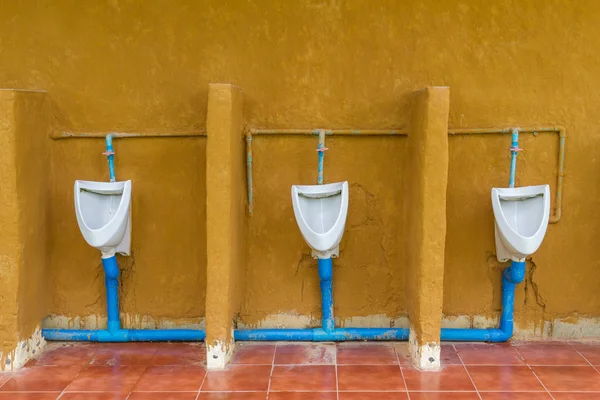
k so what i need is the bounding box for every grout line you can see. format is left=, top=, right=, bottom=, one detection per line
left=195, top=361, right=208, bottom=400
left=335, top=344, right=339, bottom=400
left=512, top=345, right=555, bottom=400
left=54, top=363, right=91, bottom=400
left=570, top=342, right=600, bottom=375
left=265, top=342, right=277, bottom=399
left=396, top=343, right=410, bottom=399
left=0, top=372, right=14, bottom=390
left=455, top=344, right=483, bottom=400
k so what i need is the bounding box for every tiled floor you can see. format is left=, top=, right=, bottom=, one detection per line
left=1, top=341, right=599, bottom=399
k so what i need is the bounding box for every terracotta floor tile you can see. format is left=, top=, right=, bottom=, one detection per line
left=441, top=345, right=462, bottom=364
left=59, top=393, right=128, bottom=400
left=572, top=343, right=600, bottom=365
left=270, top=365, right=336, bottom=391
left=408, top=394, right=480, bottom=400
left=66, top=366, right=147, bottom=393
left=338, top=365, right=404, bottom=391
left=402, top=365, right=475, bottom=391
left=274, top=343, right=335, bottom=365
left=28, top=343, right=100, bottom=366
left=467, top=366, right=544, bottom=391
left=455, top=343, right=524, bottom=365
left=0, top=394, right=61, bottom=400
left=133, top=365, right=205, bottom=391
left=479, top=393, right=552, bottom=399
left=393, top=343, right=412, bottom=366
left=128, top=393, right=199, bottom=400
left=338, top=392, right=409, bottom=400
left=198, top=393, right=267, bottom=399
left=232, top=344, right=275, bottom=364
left=533, top=366, right=600, bottom=391
left=552, top=394, right=600, bottom=399
left=92, top=343, right=158, bottom=366
left=269, top=392, right=337, bottom=400
left=202, top=365, right=271, bottom=391
left=337, top=343, right=398, bottom=364
left=0, top=373, right=12, bottom=388
left=514, top=342, right=587, bottom=365
left=0, top=365, right=81, bottom=391
left=150, top=343, right=205, bottom=366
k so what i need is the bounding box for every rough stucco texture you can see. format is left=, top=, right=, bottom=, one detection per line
left=405, top=88, right=449, bottom=344
left=205, top=84, right=246, bottom=345
left=0, top=90, right=50, bottom=358
left=0, top=1, right=599, bottom=328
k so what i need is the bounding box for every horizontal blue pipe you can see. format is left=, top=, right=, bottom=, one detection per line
left=234, top=327, right=409, bottom=341
left=42, top=328, right=205, bottom=342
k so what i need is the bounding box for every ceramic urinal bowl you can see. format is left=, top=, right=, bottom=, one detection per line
left=491, top=184, right=550, bottom=262
left=74, top=180, right=132, bottom=258
left=291, top=181, right=349, bottom=259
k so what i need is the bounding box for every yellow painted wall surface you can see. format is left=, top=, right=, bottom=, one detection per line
left=14, top=92, right=51, bottom=337
left=0, top=91, right=22, bottom=354
left=0, top=90, right=50, bottom=360
left=1, top=1, right=599, bottom=329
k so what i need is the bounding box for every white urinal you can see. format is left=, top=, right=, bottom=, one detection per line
left=491, top=184, right=550, bottom=262
left=74, top=180, right=132, bottom=258
left=291, top=181, right=349, bottom=259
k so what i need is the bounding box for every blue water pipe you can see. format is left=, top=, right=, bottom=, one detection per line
left=42, top=256, right=206, bottom=342
left=441, top=261, right=526, bottom=341
left=509, top=129, right=520, bottom=188
left=105, top=134, right=116, bottom=182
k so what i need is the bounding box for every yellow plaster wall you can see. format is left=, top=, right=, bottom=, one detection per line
left=0, top=1, right=599, bottom=328
left=0, top=90, right=50, bottom=361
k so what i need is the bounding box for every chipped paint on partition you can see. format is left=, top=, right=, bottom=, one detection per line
left=0, top=326, right=45, bottom=371
left=43, top=314, right=205, bottom=330
left=207, top=333, right=234, bottom=370
left=408, top=329, right=441, bottom=371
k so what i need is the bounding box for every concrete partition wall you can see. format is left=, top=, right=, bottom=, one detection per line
left=0, top=90, right=51, bottom=369
left=205, top=84, right=246, bottom=369
left=405, top=87, right=450, bottom=371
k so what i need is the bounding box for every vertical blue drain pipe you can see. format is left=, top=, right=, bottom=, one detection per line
left=318, top=258, right=335, bottom=332
left=105, top=134, right=116, bottom=182
left=102, top=256, right=121, bottom=334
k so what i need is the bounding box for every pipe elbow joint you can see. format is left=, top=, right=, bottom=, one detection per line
left=503, top=261, right=526, bottom=285
left=488, top=327, right=513, bottom=342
